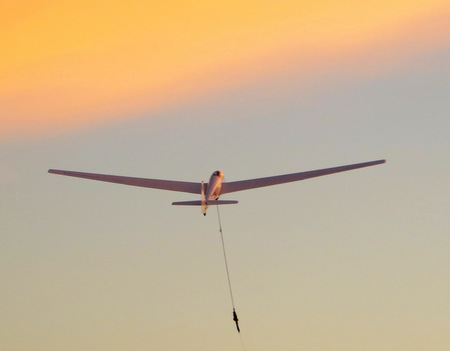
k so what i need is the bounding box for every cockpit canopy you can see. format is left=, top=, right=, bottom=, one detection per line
left=213, top=170, right=223, bottom=177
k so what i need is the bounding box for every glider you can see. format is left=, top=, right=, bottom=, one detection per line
left=48, top=159, right=385, bottom=215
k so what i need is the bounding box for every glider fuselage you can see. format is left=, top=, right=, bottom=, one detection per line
left=206, top=170, right=223, bottom=200
left=201, top=170, right=224, bottom=215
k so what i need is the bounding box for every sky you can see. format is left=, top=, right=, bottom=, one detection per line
left=1, top=1, right=449, bottom=350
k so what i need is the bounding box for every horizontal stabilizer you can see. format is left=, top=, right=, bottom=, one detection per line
left=172, top=200, right=238, bottom=206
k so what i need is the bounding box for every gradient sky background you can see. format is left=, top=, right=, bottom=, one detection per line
left=1, top=1, right=449, bottom=350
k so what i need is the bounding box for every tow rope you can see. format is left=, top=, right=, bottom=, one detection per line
left=216, top=206, right=241, bottom=333
left=216, top=207, right=247, bottom=350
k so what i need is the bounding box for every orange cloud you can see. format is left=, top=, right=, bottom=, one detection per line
left=1, top=0, right=449, bottom=137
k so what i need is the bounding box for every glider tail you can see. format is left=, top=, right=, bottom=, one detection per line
left=172, top=198, right=238, bottom=216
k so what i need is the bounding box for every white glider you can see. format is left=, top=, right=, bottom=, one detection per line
left=49, top=159, right=385, bottom=215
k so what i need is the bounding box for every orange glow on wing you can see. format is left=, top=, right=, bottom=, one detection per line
left=1, top=0, right=449, bottom=136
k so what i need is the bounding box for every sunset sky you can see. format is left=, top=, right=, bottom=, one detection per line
left=1, top=1, right=449, bottom=350
left=2, top=0, right=448, bottom=136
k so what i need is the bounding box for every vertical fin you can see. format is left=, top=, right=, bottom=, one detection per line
left=201, top=181, right=207, bottom=215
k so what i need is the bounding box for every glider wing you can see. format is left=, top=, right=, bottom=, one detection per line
left=48, top=169, right=201, bottom=194
left=221, top=159, right=385, bottom=194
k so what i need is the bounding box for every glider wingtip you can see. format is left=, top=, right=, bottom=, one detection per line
left=370, top=159, right=386, bottom=165
left=48, top=169, right=66, bottom=175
